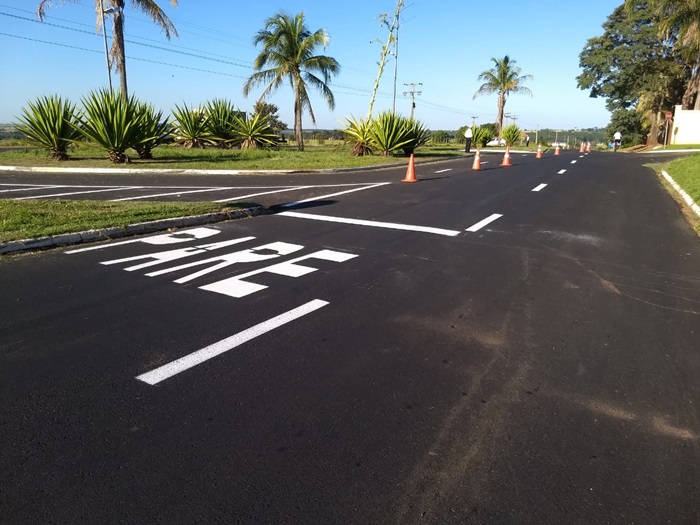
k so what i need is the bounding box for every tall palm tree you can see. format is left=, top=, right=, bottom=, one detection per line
left=243, top=11, right=340, bottom=151
left=37, top=0, right=178, bottom=99
left=473, top=55, right=532, bottom=137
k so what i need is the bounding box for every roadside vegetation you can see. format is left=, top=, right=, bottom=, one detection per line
left=649, top=153, right=700, bottom=234
left=0, top=199, right=250, bottom=243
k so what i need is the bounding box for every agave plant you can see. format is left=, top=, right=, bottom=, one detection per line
left=230, top=113, right=279, bottom=149
left=133, top=102, right=170, bottom=160
left=501, top=124, right=522, bottom=147
left=472, top=126, right=494, bottom=149
left=342, top=116, right=373, bottom=156
left=368, top=111, right=414, bottom=156
left=76, top=89, right=145, bottom=164
left=204, top=98, right=239, bottom=148
left=171, top=102, right=213, bottom=148
left=401, top=117, right=429, bottom=156
left=15, top=95, right=81, bottom=160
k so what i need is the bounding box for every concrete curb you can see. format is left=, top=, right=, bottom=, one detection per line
left=0, top=205, right=265, bottom=256
left=661, top=170, right=700, bottom=219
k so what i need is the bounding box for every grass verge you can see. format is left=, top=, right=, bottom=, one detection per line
left=0, top=143, right=467, bottom=170
left=648, top=153, right=700, bottom=234
left=0, top=199, right=253, bottom=243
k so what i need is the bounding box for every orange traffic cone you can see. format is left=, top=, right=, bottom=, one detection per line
left=536, top=144, right=543, bottom=159
left=579, top=142, right=585, bottom=153
left=554, top=144, right=561, bottom=156
left=472, top=149, right=481, bottom=171
left=402, top=153, right=417, bottom=183
left=501, top=146, right=512, bottom=167
left=586, top=142, right=591, bottom=153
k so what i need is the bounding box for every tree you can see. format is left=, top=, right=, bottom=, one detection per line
left=37, top=0, right=178, bottom=99
left=626, top=0, right=700, bottom=109
left=606, top=108, right=647, bottom=146
left=473, top=56, right=532, bottom=138
left=252, top=100, right=288, bottom=134
left=243, top=11, right=340, bottom=151
left=578, top=2, right=686, bottom=145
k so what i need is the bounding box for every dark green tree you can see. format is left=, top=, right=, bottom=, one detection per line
left=577, top=2, right=686, bottom=145
left=606, top=108, right=647, bottom=146
left=252, top=100, right=288, bottom=134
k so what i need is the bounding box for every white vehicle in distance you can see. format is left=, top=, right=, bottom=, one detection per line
left=486, top=138, right=506, bottom=146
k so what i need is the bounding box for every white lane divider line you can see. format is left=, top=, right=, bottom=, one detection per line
left=466, top=213, right=503, bottom=232
left=0, top=185, right=63, bottom=194
left=112, top=187, right=230, bottom=201
left=279, top=211, right=461, bottom=237
left=213, top=186, right=313, bottom=203
left=558, top=169, right=567, bottom=174
left=532, top=183, right=548, bottom=192
left=14, top=186, right=140, bottom=200
left=136, top=299, right=329, bottom=385
left=571, top=160, right=577, bottom=164
left=434, top=168, right=453, bottom=173
left=280, top=182, right=391, bottom=208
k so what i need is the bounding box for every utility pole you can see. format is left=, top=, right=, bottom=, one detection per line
left=403, top=82, right=422, bottom=119
left=392, top=11, right=400, bottom=113
left=98, top=0, right=112, bottom=91
left=470, top=116, right=478, bottom=127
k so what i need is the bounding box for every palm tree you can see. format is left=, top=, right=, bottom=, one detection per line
left=473, top=55, right=532, bottom=138
left=37, top=0, right=178, bottom=99
left=243, top=11, right=340, bottom=151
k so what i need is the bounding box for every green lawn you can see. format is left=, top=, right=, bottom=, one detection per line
left=0, top=199, right=252, bottom=243
left=656, top=153, right=700, bottom=234
left=0, top=143, right=470, bottom=171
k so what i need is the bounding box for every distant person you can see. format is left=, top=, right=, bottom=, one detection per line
left=613, top=131, right=622, bottom=151
left=464, top=127, right=473, bottom=153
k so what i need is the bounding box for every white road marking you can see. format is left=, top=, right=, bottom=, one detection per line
left=579, top=155, right=585, bottom=158
left=434, top=169, right=452, bottom=173
left=200, top=250, right=358, bottom=298
left=558, top=169, right=567, bottom=174
left=532, top=184, right=547, bottom=192
left=0, top=185, right=63, bottom=193
left=14, top=186, right=141, bottom=200
left=212, top=186, right=312, bottom=203
left=136, top=299, right=329, bottom=385
left=280, top=182, right=391, bottom=208
left=65, top=227, right=222, bottom=253
left=278, top=211, right=461, bottom=237
left=112, top=187, right=229, bottom=201
left=571, top=160, right=577, bottom=164
left=466, top=213, right=503, bottom=232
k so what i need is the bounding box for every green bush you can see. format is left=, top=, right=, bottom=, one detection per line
left=172, top=102, right=214, bottom=148
left=501, top=124, right=522, bottom=146
left=15, top=95, right=81, bottom=160
left=133, top=102, right=170, bottom=160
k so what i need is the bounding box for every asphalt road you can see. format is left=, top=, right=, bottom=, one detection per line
left=2, top=151, right=700, bottom=524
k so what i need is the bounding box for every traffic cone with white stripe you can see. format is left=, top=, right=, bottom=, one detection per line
left=586, top=142, right=591, bottom=153
left=402, top=153, right=417, bottom=182
left=472, top=149, right=481, bottom=171
left=554, top=144, right=561, bottom=156
left=501, top=146, right=512, bottom=167
left=536, top=144, right=543, bottom=159
left=579, top=142, right=585, bottom=153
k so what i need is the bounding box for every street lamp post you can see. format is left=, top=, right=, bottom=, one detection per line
left=98, top=0, right=113, bottom=91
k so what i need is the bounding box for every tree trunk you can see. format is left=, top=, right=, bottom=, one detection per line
left=496, top=92, right=505, bottom=138
left=112, top=1, right=128, bottom=100
left=647, top=111, right=660, bottom=146
left=294, top=83, right=304, bottom=151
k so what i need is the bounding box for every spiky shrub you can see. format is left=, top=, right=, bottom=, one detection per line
left=204, top=98, right=239, bottom=148
left=342, top=116, right=373, bottom=156
left=501, top=124, right=522, bottom=146
left=171, top=102, right=213, bottom=148
left=76, top=89, right=145, bottom=164
left=368, top=111, right=414, bottom=157
left=472, top=126, right=494, bottom=149
left=401, top=117, right=429, bottom=156
left=133, top=102, right=170, bottom=159
left=230, top=113, right=279, bottom=149
left=15, top=95, right=81, bottom=160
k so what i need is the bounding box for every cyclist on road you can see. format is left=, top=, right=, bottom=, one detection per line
left=613, top=131, right=622, bottom=152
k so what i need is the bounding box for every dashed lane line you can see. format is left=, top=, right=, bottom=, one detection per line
left=466, top=213, right=503, bottom=232
left=532, top=184, right=547, bottom=192
left=558, top=169, right=567, bottom=174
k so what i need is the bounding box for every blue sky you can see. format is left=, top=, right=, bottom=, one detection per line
left=1, top=1, right=616, bottom=131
